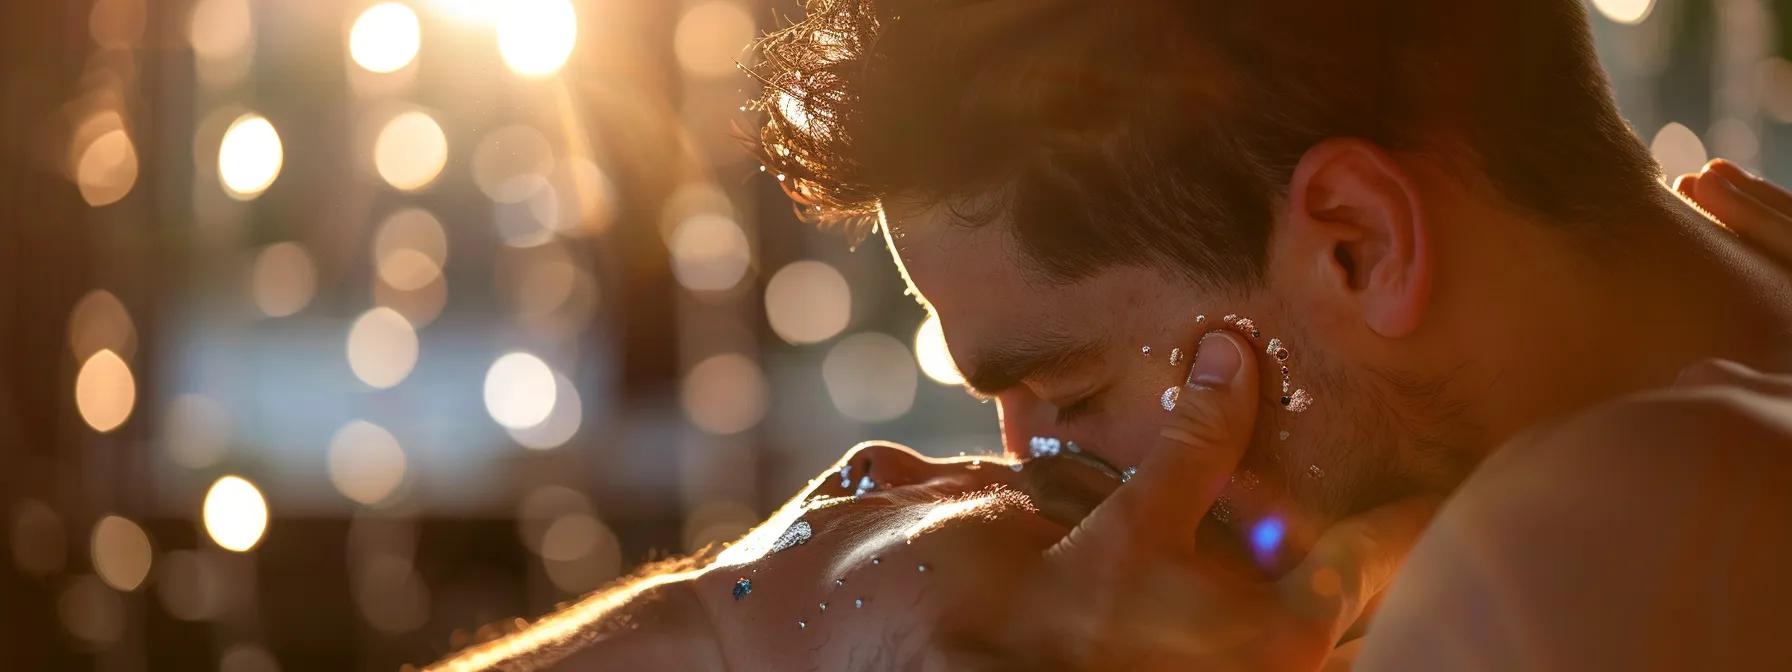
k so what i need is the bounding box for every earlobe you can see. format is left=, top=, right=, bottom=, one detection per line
left=1286, top=139, right=1432, bottom=339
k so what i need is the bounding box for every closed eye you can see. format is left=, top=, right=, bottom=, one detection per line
left=1053, top=393, right=1100, bottom=424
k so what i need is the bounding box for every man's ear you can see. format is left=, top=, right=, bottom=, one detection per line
left=1283, top=138, right=1432, bottom=338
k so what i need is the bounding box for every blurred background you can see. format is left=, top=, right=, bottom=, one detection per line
left=0, top=0, right=1785, bottom=669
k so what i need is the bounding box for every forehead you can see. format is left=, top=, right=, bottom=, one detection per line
left=879, top=199, right=1168, bottom=376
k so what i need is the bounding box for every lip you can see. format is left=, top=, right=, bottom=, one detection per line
left=1009, top=454, right=1120, bottom=528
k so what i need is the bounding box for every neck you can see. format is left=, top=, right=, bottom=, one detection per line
left=1453, top=188, right=1792, bottom=459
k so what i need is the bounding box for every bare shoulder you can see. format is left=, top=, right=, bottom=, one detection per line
left=1360, top=382, right=1792, bottom=671
left=1482, top=381, right=1792, bottom=487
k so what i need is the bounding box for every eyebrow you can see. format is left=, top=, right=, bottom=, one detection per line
left=961, top=329, right=1106, bottom=398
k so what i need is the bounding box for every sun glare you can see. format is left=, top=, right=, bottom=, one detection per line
left=496, top=0, right=577, bottom=78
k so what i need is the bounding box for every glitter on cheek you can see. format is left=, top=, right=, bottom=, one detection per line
left=1230, top=470, right=1261, bottom=491
left=1210, top=496, right=1236, bottom=523
left=732, top=577, right=752, bottom=601
left=1160, top=386, right=1181, bottom=411
left=1168, top=347, right=1183, bottom=366
left=1307, top=464, right=1325, bottom=480
left=1141, top=346, right=1152, bottom=357
left=1286, top=389, right=1313, bottom=413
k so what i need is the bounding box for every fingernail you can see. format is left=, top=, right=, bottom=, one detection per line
left=1707, top=159, right=1758, bottom=184
left=1187, top=332, right=1243, bottom=388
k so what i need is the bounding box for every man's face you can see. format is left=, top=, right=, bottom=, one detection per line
left=879, top=198, right=1420, bottom=560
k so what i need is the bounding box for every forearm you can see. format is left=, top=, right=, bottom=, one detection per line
left=425, top=567, right=724, bottom=671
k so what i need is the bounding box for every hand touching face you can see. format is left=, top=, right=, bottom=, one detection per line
left=692, top=441, right=1123, bottom=669
left=696, top=330, right=1437, bottom=671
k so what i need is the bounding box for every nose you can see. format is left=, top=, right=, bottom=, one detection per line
left=995, top=389, right=1058, bottom=459
left=832, top=442, right=964, bottom=494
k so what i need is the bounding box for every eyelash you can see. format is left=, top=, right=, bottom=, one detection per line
left=1054, top=395, right=1098, bottom=424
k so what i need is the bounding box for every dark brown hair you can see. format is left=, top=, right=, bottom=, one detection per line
left=747, top=0, right=1661, bottom=285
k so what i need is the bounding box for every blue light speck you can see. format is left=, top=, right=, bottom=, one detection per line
left=1251, top=518, right=1285, bottom=558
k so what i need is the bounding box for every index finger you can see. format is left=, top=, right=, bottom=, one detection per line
left=1056, top=328, right=1259, bottom=560
left=1692, top=160, right=1792, bottom=264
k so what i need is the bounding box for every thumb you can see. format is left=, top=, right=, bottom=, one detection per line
left=1066, top=329, right=1259, bottom=557
left=1277, top=495, right=1441, bottom=643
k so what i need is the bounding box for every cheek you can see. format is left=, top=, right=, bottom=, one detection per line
left=1085, top=401, right=1166, bottom=469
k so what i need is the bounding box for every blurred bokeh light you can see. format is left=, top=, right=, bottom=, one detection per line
left=1593, top=0, right=1657, bottom=25
left=90, top=515, right=152, bottom=592
left=374, top=110, right=450, bottom=191
left=914, top=313, right=966, bottom=387
left=189, top=0, right=253, bottom=86
left=483, top=352, right=557, bottom=429
left=74, top=126, right=138, bottom=207
left=823, top=333, right=919, bottom=422
left=669, top=213, right=752, bottom=291
left=217, top=113, right=283, bottom=199
left=1652, top=121, right=1710, bottom=178
left=327, top=420, right=409, bottom=505
left=75, top=349, right=135, bottom=433
left=675, top=1, right=756, bottom=78
left=682, top=353, right=769, bottom=435
left=67, top=289, right=136, bottom=362
left=203, top=476, right=269, bottom=552
left=349, top=2, right=422, bottom=74
left=764, top=260, right=851, bottom=345
left=346, top=307, right=421, bottom=389
left=250, top=242, right=318, bottom=318
left=495, top=0, right=578, bottom=77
